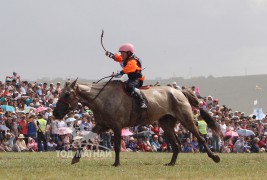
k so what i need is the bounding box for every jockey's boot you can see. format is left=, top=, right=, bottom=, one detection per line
left=132, top=88, right=147, bottom=109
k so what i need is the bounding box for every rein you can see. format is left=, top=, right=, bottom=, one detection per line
left=90, top=76, right=114, bottom=103
left=95, top=75, right=113, bottom=84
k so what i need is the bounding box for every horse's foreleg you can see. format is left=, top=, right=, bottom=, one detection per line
left=71, top=147, right=83, bottom=165
left=165, top=131, right=180, bottom=166
left=159, top=117, right=180, bottom=166
left=113, top=130, right=122, bottom=167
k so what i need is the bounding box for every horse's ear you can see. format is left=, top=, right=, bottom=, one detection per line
left=65, top=81, right=70, bottom=87
left=70, top=77, right=78, bottom=88
left=76, top=83, right=80, bottom=92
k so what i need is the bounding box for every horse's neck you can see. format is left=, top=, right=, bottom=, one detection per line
left=77, top=84, right=96, bottom=102
left=77, top=82, right=126, bottom=113
left=76, top=83, right=107, bottom=108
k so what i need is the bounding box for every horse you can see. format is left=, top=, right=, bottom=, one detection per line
left=53, top=78, right=221, bottom=166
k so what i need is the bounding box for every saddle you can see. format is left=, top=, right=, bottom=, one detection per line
left=140, top=85, right=150, bottom=90
left=122, top=83, right=148, bottom=106
left=122, top=83, right=150, bottom=97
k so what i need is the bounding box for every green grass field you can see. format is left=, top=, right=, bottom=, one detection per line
left=0, top=152, right=267, bottom=180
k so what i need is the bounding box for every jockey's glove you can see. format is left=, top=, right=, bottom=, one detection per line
left=105, top=51, right=114, bottom=59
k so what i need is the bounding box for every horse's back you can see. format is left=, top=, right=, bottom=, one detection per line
left=106, top=81, right=190, bottom=109
left=141, top=86, right=187, bottom=103
left=141, top=86, right=191, bottom=114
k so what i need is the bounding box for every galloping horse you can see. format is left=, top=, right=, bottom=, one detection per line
left=53, top=79, right=221, bottom=166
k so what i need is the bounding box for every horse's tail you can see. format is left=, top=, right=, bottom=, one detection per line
left=182, top=88, right=222, bottom=137
left=199, top=108, right=222, bottom=137
left=182, top=88, right=199, bottom=107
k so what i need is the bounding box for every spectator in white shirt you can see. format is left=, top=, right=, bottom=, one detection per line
left=220, top=119, right=227, bottom=135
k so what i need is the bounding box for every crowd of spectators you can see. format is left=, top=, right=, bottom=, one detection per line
left=0, top=73, right=267, bottom=154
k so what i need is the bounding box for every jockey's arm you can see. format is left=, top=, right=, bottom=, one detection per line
left=112, top=54, right=142, bottom=77
left=114, top=53, right=123, bottom=63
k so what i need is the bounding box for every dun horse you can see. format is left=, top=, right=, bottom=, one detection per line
left=53, top=79, right=221, bottom=166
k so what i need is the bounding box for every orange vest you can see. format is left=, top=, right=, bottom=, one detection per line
left=114, top=54, right=145, bottom=81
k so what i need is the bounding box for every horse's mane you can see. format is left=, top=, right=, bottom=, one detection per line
left=78, top=80, right=124, bottom=95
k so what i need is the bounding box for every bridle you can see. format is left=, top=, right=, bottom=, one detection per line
left=57, top=89, right=79, bottom=112
left=57, top=76, right=113, bottom=112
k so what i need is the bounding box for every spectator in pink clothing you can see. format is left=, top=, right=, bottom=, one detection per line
left=228, top=121, right=235, bottom=131
left=257, top=122, right=264, bottom=136
left=120, top=137, right=127, bottom=152
left=27, top=137, right=38, bottom=152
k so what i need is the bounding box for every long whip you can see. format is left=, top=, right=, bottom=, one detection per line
left=101, top=29, right=107, bottom=52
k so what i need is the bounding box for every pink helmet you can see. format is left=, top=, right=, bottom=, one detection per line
left=118, top=43, right=135, bottom=53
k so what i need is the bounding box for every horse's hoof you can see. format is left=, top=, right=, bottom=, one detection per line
left=164, top=162, right=175, bottom=166
left=212, top=155, right=220, bottom=163
left=112, top=162, right=121, bottom=167
left=71, top=158, right=80, bottom=165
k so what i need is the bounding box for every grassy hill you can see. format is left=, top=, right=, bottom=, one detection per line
left=145, top=74, right=267, bottom=115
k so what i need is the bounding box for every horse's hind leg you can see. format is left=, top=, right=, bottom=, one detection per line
left=159, top=115, right=180, bottom=166
left=181, top=117, right=220, bottom=163
left=196, top=133, right=220, bottom=163
left=194, top=133, right=220, bottom=162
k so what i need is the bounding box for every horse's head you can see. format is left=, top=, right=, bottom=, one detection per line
left=53, top=78, right=79, bottom=119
